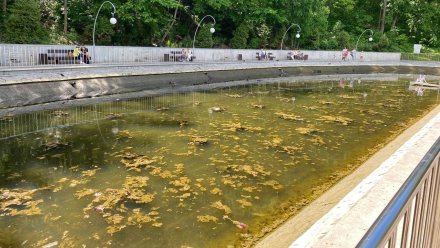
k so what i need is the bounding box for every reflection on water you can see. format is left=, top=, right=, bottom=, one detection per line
left=0, top=78, right=439, bottom=247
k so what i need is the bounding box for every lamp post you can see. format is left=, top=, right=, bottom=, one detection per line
left=280, top=23, right=301, bottom=51
left=92, top=1, right=117, bottom=63
left=192, top=15, right=216, bottom=58
left=355, top=29, right=373, bottom=51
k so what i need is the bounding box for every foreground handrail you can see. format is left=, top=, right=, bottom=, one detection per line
left=357, top=137, right=440, bottom=247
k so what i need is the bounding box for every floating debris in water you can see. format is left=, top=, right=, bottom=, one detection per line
left=188, top=136, right=209, bottom=146
left=41, top=142, right=70, bottom=151
left=223, top=216, right=249, bottom=230
left=0, top=188, right=50, bottom=216
left=106, top=113, right=122, bottom=120
left=226, top=94, right=243, bottom=98
left=258, top=180, right=284, bottom=190
left=251, top=104, right=265, bottom=109
left=317, top=115, right=353, bottom=125
left=296, top=126, right=322, bottom=135
left=236, top=198, right=253, bottom=208
left=119, top=152, right=158, bottom=172
left=208, top=107, right=225, bottom=113
left=75, top=188, right=96, bottom=199
left=211, top=201, right=232, bottom=214
left=275, top=112, right=304, bottom=121
left=318, top=100, right=336, bottom=105
left=197, top=215, right=218, bottom=223
left=221, top=122, right=262, bottom=132
left=210, top=188, right=223, bottom=195
left=156, top=107, right=170, bottom=111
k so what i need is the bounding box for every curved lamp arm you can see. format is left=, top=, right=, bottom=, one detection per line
left=192, top=15, right=216, bottom=56
left=93, top=1, right=117, bottom=63
left=280, top=23, right=301, bottom=51
left=355, top=29, right=373, bottom=50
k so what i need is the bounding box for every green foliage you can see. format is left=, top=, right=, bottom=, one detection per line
left=337, top=31, right=351, bottom=49
left=195, top=25, right=214, bottom=48
left=3, top=0, right=48, bottom=44
left=248, top=37, right=261, bottom=49
left=372, top=34, right=391, bottom=51
left=230, top=23, right=250, bottom=48
left=0, top=0, right=438, bottom=51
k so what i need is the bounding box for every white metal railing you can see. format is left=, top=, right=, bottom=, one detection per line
left=0, top=44, right=402, bottom=67
left=401, top=53, right=440, bottom=62
left=358, top=137, right=440, bottom=248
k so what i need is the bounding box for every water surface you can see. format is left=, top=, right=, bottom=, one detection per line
left=0, top=77, right=438, bottom=247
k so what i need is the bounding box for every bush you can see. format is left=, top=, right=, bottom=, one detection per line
left=337, top=31, right=351, bottom=49
left=230, top=23, right=250, bottom=49
left=321, top=37, right=339, bottom=50
left=247, top=37, right=261, bottom=49
left=372, top=34, right=390, bottom=51
left=195, top=25, right=214, bottom=48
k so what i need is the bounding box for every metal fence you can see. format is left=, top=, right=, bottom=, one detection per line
left=401, top=53, right=440, bottom=62
left=357, top=137, right=440, bottom=248
left=0, top=43, right=402, bottom=67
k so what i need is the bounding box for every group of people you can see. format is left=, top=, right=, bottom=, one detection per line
left=72, top=46, right=91, bottom=64
left=257, top=49, right=268, bottom=60
left=181, top=48, right=193, bottom=62
left=288, top=50, right=305, bottom=60
left=342, top=47, right=364, bottom=61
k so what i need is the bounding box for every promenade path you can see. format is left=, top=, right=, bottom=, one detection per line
left=1, top=60, right=440, bottom=85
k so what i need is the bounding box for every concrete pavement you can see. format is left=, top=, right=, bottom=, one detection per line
left=1, top=60, right=440, bottom=85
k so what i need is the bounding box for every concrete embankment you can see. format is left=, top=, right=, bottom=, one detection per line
left=0, top=61, right=439, bottom=111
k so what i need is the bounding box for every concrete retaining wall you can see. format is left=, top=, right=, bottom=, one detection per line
left=0, top=63, right=439, bottom=110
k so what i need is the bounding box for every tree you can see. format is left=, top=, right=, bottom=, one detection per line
left=378, top=0, right=388, bottom=33
left=4, top=0, right=48, bottom=43
left=230, top=22, right=250, bottom=48
left=195, top=25, right=214, bottom=48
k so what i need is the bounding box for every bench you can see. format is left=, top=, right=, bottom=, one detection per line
left=170, top=50, right=184, bottom=62
left=48, top=49, right=77, bottom=64
left=39, top=49, right=80, bottom=64
left=268, top=52, right=276, bottom=60
left=287, top=52, right=308, bottom=60
left=164, top=50, right=195, bottom=62
left=256, top=52, right=276, bottom=61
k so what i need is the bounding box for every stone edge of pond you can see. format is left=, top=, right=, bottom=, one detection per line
left=0, top=61, right=439, bottom=111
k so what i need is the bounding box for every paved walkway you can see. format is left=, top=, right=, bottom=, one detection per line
left=1, top=60, right=440, bottom=85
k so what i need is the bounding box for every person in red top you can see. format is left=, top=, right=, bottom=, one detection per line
left=342, top=47, right=349, bottom=61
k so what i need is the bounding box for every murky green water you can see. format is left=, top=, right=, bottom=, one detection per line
left=0, top=77, right=439, bottom=248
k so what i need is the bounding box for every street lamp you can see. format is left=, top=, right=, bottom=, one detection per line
left=355, top=29, right=374, bottom=51
left=192, top=15, right=216, bottom=57
left=92, top=1, right=117, bottom=63
left=280, top=23, right=301, bottom=51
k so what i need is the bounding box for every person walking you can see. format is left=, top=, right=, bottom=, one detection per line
left=342, top=47, right=349, bottom=61
left=351, top=48, right=357, bottom=61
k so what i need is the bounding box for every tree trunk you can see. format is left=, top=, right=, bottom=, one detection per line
left=160, top=1, right=181, bottom=45
left=3, top=0, right=6, bottom=13
left=380, top=0, right=387, bottom=33
left=391, top=14, right=398, bottom=30
left=63, top=0, right=68, bottom=34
